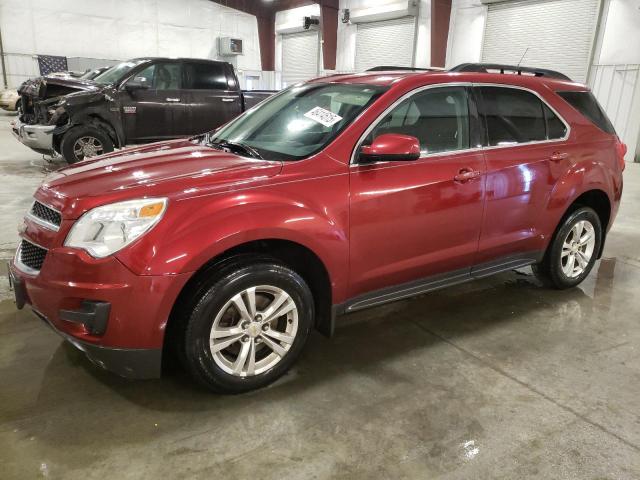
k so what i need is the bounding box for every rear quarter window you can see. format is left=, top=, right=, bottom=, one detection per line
left=184, top=62, right=228, bottom=90
left=557, top=91, right=616, bottom=135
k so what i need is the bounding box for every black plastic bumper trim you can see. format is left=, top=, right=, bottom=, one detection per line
left=33, top=309, right=162, bottom=379
left=7, top=263, right=27, bottom=309
left=59, top=300, right=111, bottom=336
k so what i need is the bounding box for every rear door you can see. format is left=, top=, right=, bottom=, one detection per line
left=182, top=61, right=242, bottom=136
left=121, top=61, right=186, bottom=142
left=474, top=85, right=570, bottom=265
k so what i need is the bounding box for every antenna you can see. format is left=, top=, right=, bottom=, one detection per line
left=517, top=48, right=529, bottom=69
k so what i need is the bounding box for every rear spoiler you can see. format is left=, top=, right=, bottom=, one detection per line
left=449, top=63, right=572, bottom=81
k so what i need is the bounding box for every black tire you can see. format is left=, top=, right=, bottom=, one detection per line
left=178, top=256, right=314, bottom=393
left=60, top=125, right=114, bottom=164
left=15, top=98, right=21, bottom=114
left=533, top=207, right=602, bottom=289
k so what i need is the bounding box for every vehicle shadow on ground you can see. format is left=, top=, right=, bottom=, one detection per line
left=39, top=270, right=592, bottom=405
left=9, top=267, right=607, bottom=453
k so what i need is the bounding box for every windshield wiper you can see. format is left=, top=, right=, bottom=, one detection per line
left=207, top=140, right=263, bottom=159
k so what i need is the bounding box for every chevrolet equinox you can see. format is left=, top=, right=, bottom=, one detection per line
left=9, top=64, right=625, bottom=393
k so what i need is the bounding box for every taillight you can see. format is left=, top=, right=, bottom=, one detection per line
left=615, top=138, right=627, bottom=171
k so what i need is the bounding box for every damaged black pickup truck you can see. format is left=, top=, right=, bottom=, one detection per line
left=13, top=57, right=275, bottom=163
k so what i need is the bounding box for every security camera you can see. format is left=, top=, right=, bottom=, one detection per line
left=303, top=16, right=320, bottom=30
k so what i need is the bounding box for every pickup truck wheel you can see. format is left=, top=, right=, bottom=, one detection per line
left=180, top=258, right=313, bottom=393
left=60, top=126, right=114, bottom=164
left=533, top=207, right=602, bottom=289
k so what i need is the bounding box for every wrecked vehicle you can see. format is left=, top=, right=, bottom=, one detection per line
left=12, top=57, right=275, bottom=163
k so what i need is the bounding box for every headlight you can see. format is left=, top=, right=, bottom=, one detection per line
left=65, top=198, right=167, bottom=258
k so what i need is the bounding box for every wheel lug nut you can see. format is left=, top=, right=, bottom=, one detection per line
left=254, top=314, right=263, bottom=322
left=262, top=324, right=269, bottom=331
left=242, top=335, right=249, bottom=342
left=241, top=321, right=249, bottom=329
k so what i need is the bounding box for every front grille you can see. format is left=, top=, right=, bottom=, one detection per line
left=19, top=240, right=47, bottom=272
left=30, top=201, right=62, bottom=228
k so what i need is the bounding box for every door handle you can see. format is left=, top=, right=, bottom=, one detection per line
left=454, top=168, right=481, bottom=183
left=221, top=98, right=236, bottom=102
left=550, top=151, right=569, bottom=161
left=166, top=98, right=181, bottom=102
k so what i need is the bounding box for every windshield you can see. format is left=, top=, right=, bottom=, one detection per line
left=93, top=59, right=148, bottom=85
left=204, top=83, right=387, bottom=160
left=81, top=67, right=108, bottom=80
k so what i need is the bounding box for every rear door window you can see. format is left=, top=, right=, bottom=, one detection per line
left=478, top=87, right=546, bottom=146
left=557, top=91, right=615, bottom=134
left=184, top=62, right=228, bottom=90
left=543, top=104, right=567, bottom=139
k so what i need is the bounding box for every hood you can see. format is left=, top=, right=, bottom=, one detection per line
left=18, top=75, right=103, bottom=99
left=41, top=139, right=283, bottom=214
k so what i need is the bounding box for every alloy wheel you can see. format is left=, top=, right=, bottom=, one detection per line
left=73, top=136, right=104, bottom=160
left=209, top=285, right=298, bottom=377
left=561, top=219, right=596, bottom=278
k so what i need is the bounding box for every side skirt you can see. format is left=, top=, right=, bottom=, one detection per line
left=328, top=251, right=543, bottom=333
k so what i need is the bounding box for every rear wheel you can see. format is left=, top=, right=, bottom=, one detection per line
left=60, top=125, right=114, bottom=163
left=533, top=207, right=602, bottom=289
left=179, top=258, right=314, bottom=393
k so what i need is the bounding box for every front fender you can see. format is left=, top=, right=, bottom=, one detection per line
left=53, top=90, right=124, bottom=147
left=116, top=174, right=350, bottom=300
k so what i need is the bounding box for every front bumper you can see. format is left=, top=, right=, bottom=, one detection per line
left=11, top=119, right=55, bottom=154
left=34, top=307, right=163, bottom=379
left=8, top=250, right=191, bottom=379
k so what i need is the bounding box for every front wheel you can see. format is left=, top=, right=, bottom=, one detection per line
left=60, top=125, right=114, bottom=164
left=533, top=207, right=602, bottom=289
left=180, top=258, right=314, bottom=393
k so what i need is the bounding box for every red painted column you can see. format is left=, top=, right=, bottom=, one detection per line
left=431, top=0, right=452, bottom=68
left=257, top=13, right=276, bottom=71
left=320, top=4, right=338, bottom=71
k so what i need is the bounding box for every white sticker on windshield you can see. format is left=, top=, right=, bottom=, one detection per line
left=304, top=106, right=343, bottom=127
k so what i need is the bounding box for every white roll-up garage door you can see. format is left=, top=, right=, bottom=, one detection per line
left=354, top=16, right=416, bottom=72
left=281, top=31, right=319, bottom=88
left=482, top=0, right=600, bottom=83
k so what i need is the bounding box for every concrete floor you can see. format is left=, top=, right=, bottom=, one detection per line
left=1, top=110, right=639, bottom=479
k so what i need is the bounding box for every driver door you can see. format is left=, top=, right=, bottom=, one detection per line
left=348, top=86, right=487, bottom=298
left=121, top=61, right=186, bottom=142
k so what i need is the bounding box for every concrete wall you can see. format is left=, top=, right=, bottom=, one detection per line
left=596, top=0, right=640, bottom=64
left=445, top=0, right=486, bottom=68
left=0, top=0, right=262, bottom=88
left=591, top=0, right=640, bottom=161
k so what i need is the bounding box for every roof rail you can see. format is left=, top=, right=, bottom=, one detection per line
left=449, top=63, right=572, bottom=81
left=366, top=66, right=443, bottom=72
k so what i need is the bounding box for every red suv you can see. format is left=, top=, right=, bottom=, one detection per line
left=9, top=64, right=625, bottom=393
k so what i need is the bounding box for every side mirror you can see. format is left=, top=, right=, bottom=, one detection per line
left=358, top=133, right=421, bottom=163
left=125, top=77, right=150, bottom=92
